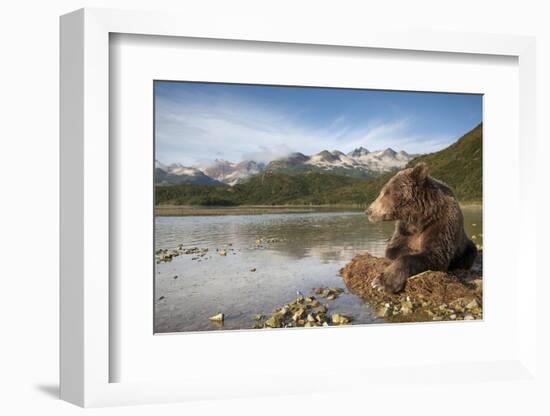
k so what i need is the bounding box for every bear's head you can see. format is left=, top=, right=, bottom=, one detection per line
left=365, top=162, right=429, bottom=223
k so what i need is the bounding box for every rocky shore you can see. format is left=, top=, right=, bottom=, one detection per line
left=156, top=239, right=482, bottom=329
left=340, top=251, right=483, bottom=322
left=252, top=287, right=352, bottom=329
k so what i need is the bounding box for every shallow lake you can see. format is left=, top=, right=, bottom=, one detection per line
left=154, top=205, right=482, bottom=333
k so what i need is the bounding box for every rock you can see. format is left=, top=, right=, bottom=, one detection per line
left=449, top=314, right=457, bottom=320
left=306, top=314, right=316, bottom=323
left=218, top=250, right=227, bottom=256
left=277, top=306, right=290, bottom=316
left=292, top=308, right=305, bottom=322
left=315, top=313, right=327, bottom=324
left=317, top=304, right=328, bottom=313
left=253, top=314, right=263, bottom=321
left=465, top=299, right=479, bottom=310
left=340, top=251, right=483, bottom=308
left=250, top=268, right=256, bottom=272
left=400, top=301, right=413, bottom=315
left=449, top=299, right=465, bottom=312
left=158, top=296, right=165, bottom=301
left=471, top=279, right=483, bottom=292
left=315, top=287, right=344, bottom=299
left=331, top=314, right=352, bottom=325
left=209, top=313, right=224, bottom=322
left=464, top=314, right=475, bottom=320
left=173, top=275, right=178, bottom=279
left=376, top=305, right=391, bottom=317
left=264, top=315, right=282, bottom=328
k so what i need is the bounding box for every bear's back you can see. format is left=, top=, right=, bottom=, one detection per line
left=431, top=177, right=456, bottom=198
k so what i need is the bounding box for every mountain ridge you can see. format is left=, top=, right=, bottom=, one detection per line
left=155, top=123, right=483, bottom=205
left=156, top=145, right=416, bottom=186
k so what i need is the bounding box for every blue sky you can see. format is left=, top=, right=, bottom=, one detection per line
left=155, top=81, right=482, bottom=166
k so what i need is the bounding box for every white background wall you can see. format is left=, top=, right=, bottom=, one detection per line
left=0, top=0, right=548, bottom=414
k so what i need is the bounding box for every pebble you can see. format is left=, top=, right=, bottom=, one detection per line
left=314, top=287, right=344, bottom=300
left=331, top=314, right=352, bottom=325
left=400, top=301, right=413, bottom=315
left=209, top=313, right=224, bottom=322
left=376, top=305, right=391, bottom=317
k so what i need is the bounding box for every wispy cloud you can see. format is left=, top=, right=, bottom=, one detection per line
left=343, top=119, right=455, bottom=155
left=155, top=93, right=455, bottom=166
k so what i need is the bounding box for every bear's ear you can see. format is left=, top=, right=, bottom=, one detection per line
left=411, top=162, right=429, bottom=182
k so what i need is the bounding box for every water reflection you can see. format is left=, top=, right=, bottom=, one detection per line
left=154, top=207, right=483, bottom=333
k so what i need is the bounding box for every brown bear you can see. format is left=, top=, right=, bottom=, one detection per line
left=365, top=162, right=477, bottom=293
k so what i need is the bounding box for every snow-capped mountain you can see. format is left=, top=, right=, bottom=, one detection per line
left=305, top=147, right=414, bottom=173
left=339, top=147, right=414, bottom=172
left=155, top=146, right=417, bottom=186
left=347, top=146, right=370, bottom=158
left=265, top=147, right=415, bottom=178
left=202, top=159, right=265, bottom=186
left=155, top=161, right=224, bottom=186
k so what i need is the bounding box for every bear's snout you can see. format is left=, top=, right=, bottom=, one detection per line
left=366, top=198, right=392, bottom=222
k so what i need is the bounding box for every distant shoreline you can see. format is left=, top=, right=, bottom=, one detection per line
left=155, top=203, right=482, bottom=217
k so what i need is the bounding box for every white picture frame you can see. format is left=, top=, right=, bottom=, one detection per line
left=60, top=7, right=539, bottom=408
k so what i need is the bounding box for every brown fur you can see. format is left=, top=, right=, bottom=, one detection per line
left=365, top=163, right=477, bottom=293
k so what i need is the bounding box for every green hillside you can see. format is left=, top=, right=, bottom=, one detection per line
left=406, top=123, right=482, bottom=202
left=155, top=124, right=483, bottom=206
left=156, top=172, right=366, bottom=206
left=266, top=159, right=378, bottom=179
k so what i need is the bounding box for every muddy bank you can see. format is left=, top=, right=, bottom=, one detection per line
left=155, top=205, right=364, bottom=217
left=340, top=252, right=483, bottom=322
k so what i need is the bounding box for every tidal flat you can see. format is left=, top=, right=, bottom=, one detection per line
left=154, top=206, right=483, bottom=333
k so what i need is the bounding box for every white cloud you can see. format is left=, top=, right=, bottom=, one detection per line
left=344, top=119, right=455, bottom=155
left=155, top=94, right=453, bottom=166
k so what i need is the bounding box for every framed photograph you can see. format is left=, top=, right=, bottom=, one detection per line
left=60, top=8, right=539, bottom=408
left=153, top=80, right=484, bottom=334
